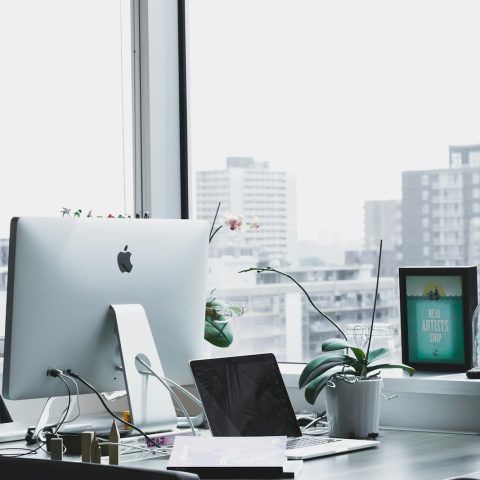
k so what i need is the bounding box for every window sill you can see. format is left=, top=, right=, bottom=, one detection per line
left=280, top=362, right=480, bottom=396
left=280, top=363, right=480, bottom=433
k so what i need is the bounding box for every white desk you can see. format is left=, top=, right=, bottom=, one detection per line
left=128, top=429, right=480, bottom=480
left=2, top=429, right=480, bottom=479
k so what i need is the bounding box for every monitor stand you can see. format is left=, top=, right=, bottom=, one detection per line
left=110, top=304, right=177, bottom=433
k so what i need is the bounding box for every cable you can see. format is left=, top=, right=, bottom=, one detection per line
left=53, top=375, right=72, bottom=435
left=134, top=359, right=205, bottom=428
left=0, top=447, right=41, bottom=457
left=160, top=375, right=203, bottom=408
left=62, top=370, right=158, bottom=445
left=302, top=412, right=327, bottom=430
left=135, top=359, right=197, bottom=436
left=99, top=440, right=173, bottom=456
left=0, top=378, right=73, bottom=457
left=60, top=373, right=81, bottom=424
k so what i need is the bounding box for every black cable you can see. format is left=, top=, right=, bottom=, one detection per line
left=0, top=447, right=41, bottom=457
left=0, top=375, right=72, bottom=458
left=65, top=370, right=157, bottom=444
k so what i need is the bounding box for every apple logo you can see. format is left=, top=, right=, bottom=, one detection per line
left=117, top=245, right=133, bottom=273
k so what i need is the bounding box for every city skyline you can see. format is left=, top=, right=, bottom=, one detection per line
left=188, top=0, right=480, bottom=243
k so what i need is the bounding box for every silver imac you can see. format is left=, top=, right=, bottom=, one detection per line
left=3, top=217, right=209, bottom=406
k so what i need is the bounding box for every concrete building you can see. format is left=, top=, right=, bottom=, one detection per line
left=344, top=248, right=398, bottom=278
left=364, top=200, right=402, bottom=252
left=402, top=144, right=480, bottom=266
left=196, top=157, right=298, bottom=265
left=344, top=200, right=401, bottom=277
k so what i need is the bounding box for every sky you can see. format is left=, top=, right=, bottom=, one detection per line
left=1, top=1, right=480, bottom=245
left=187, top=0, right=480, bottom=244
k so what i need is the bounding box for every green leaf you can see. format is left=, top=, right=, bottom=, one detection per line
left=366, top=363, right=415, bottom=376
left=204, top=317, right=233, bottom=348
left=366, top=347, right=390, bottom=364
left=304, top=366, right=355, bottom=405
left=322, top=338, right=366, bottom=363
left=321, top=338, right=351, bottom=351
left=299, top=353, right=357, bottom=389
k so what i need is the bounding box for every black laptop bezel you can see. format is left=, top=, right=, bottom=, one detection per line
left=190, top=353, right=302, bottom=438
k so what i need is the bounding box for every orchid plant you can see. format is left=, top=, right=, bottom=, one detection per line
left=204, top=202, right=259, bottom=348
left=209, top=203, right=260, bottom=243
left=240, top=240, right=415, bottom=405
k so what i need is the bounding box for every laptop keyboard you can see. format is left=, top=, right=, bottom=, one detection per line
left=287, top=436, right=340, bottom=450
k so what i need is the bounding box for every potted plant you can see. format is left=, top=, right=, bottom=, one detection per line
left=241, top=240, right=415, bottom=439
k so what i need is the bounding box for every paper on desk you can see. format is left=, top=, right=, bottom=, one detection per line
left=168, top=436, right=287, bottom=468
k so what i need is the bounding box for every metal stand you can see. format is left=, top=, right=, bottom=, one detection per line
left=110, top=304, right=177, bottom=433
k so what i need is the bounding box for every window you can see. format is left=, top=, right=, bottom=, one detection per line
left=469, top=151, right=480, bottom=167
left=0, top=0, right=134, bottom=334
left=187, top=0, right=480, bottom=363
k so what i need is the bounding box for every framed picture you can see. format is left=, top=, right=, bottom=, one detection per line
left=399, top=266, right=478, bottom=372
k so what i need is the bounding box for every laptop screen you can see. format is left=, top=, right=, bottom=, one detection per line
left=190, top=353, right=302, bottom=437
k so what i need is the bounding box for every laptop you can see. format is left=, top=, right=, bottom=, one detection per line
left=190, top=353, right=379, bottom=460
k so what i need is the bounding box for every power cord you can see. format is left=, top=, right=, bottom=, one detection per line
left=59, top=369, right=159, bottom=445
left=59, top=373, right=81, bottom=424
left=298, top=411, right=329, bottom=435
left=135, top=358, right=201, bottom=436
left=52, top=375, right=71, bottom=435
left=0, top=374, right=72, bottom=458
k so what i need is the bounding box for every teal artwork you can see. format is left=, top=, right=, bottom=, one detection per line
left=406, top=275, right=465, bottom=364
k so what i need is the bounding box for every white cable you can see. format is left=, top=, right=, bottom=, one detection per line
left=302, top=416, right=328, bottom=430
left=136, top=358, right=197, bottom=436
left=60, top=374, right=81, bottom=423
left=157, top=372, right=206, bottom=427
left=101, top=441, right=173, bottom=456
left=160, top=376, right=203, bottom=408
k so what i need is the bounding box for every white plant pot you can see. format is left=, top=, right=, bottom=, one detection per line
left=325, top=376, right=382, bottom=439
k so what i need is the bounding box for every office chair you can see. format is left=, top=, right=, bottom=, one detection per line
left=0, top=456, right=199, bottom=480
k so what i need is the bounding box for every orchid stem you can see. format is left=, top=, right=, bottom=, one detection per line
left=209, top=202, right=222, bottom=243
left=209, top=225, right=223, bottom=243
left=362, top=239, right=383, bottom=378
left=239, top=267, right=347, bottom=341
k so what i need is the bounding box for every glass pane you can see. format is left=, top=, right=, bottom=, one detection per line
left=188, top=0, right=480, bottom=362
left=0, top=0, right=134, bottom=335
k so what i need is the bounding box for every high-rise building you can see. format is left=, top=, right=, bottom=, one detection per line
left=402, top=144, right=480, bottom=266
left=364, top=200, right=402, bottom=252
left=196, top=157, right=298, bottom=265
left=344, top=200, right=401, bottom=277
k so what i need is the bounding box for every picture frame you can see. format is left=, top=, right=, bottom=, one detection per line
left=399, top=266, right=478, bottom=372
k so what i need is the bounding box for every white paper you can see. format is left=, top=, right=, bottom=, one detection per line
left=168, top=436, right=287, bottom=468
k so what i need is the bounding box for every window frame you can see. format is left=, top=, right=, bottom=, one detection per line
left=134, top=0, right=190, bottom=220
